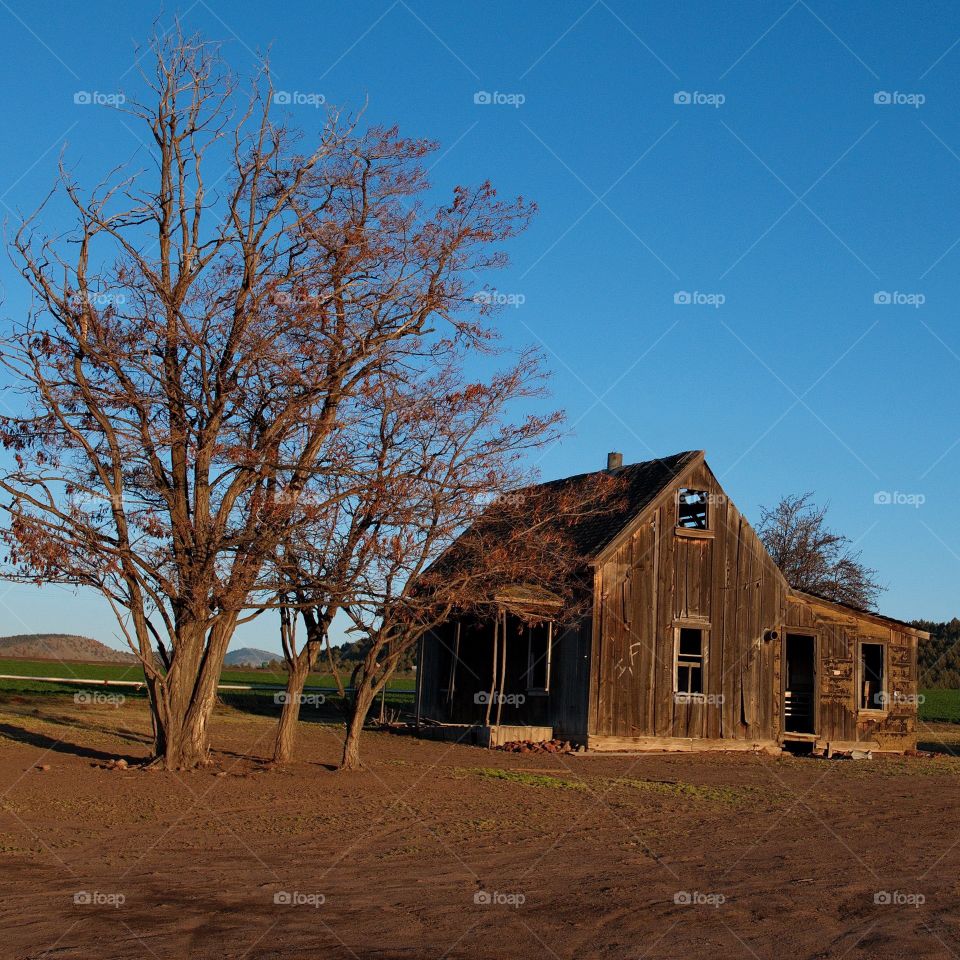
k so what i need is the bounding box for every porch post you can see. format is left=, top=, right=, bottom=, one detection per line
left=414, top=632, right=424, bottom=730
left=495, top=609, right=508, bottom=727
left=484, top=613, right=498, bottom=726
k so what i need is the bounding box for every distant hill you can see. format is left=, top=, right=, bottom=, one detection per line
left=0, top=634, right=137, bottom=663
left=224, top=647, right=284, bottom=667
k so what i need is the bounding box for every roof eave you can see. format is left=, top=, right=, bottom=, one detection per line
left=788, top=588, right=930, bottom=639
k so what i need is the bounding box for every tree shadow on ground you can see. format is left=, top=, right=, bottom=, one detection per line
left=0, top=701, right=152, bottom=746
left=0, top=722, right=144, bottom=764
left=35, top=711, right=151, bottom=745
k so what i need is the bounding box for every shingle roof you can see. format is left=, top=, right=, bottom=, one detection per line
left=527, top=450, right=701, bottom=558
left=425, top=450, right=701, bottom=593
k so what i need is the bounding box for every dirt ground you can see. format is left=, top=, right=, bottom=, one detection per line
left=1, top=696, right=959, bottom=959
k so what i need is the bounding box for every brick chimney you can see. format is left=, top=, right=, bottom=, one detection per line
left=606, top=451, right=623, bottom=471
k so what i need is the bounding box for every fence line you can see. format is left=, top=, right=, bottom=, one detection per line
left=0, top=673, right=415, bottom=697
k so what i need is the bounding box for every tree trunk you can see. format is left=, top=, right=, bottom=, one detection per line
left=340, top=682, right=378, bottom=771
left=274, top=658, right=310, bottom=764
left=149, top=614, right=237, bottom=770
left=144, top=675, right=168, bottom=758
left=161, top=702, right=214, bottom=769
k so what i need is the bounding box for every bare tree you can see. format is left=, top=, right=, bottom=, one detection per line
left=757, top=493, right=884, bottom=609
left=336, top=457, right=621, bottom=771
left=0, top=27, right=532, bottom=768
left=273, top=349, right=622, bottom=768
left=275, top=339, right=576, bottom=767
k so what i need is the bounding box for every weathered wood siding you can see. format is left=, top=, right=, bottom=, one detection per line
left=588, top=459, right=919, bottom=750
left=590, top=461, right=786, bottom=742
left=784, top=595, right=918, bottom=750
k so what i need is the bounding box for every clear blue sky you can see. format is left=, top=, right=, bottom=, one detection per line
left=0, top=1, right=957, bottom=651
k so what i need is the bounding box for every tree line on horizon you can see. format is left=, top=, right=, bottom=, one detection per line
left=914, top=619, right=960, bottom=688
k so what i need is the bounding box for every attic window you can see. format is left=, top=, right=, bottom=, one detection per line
left=677, top=489, right=708, bottom=529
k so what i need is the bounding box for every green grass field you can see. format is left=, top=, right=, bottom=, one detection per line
left=0, top=657, right=415, bottom=696
left=1, top=658, right=953, bottom=723
left=918, top=689, right=960, bottom=723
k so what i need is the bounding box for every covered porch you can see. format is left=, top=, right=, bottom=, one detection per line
left=415, top=586, right=564, bottom=744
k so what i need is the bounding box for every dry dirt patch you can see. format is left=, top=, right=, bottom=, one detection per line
left=0, top=696, right=958, bottom=959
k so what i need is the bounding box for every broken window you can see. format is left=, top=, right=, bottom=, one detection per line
left=676, top=627, right=704, bottom=694
left=860, top=642, right=886, bottom=710
left=677, top=489, right=709, bottom=529
left=525, top=621, right=552, bottom=693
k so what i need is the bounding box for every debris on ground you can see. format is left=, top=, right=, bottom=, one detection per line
left=495, top=739, right=583, bottom=755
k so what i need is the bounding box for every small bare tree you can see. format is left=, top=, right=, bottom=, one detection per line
left=334, top=452, right=621, bottom=771
left=272, top=344, right=624, bottom=769
left=269, top=342, right=569, bottom=766
left=0, top=28, right=532, bottom=768
left=757, top=493, right=884, bottom=609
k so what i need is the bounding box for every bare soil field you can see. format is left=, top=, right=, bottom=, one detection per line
left=1, top=696, right=959, bottom=959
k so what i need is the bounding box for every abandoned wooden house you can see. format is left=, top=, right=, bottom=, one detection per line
left=415, top=450, right=927, bottom=754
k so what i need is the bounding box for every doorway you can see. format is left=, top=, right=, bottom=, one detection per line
left=783, top=633, right=816, bottom=734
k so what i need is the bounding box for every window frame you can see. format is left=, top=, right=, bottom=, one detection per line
left=676, top=488, right=712, bottom=536
left=857, top=640, right=888, bottom=715
left=525, top=621, right=553, bottom=696
left=673, top=621, right=710, bottom=698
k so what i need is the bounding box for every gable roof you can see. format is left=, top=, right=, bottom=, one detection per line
left=430, top=451, right=927, bottom=638
left=426, top=450, right=701, bottom=592
left=518, top=450, right=701, bottom=560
